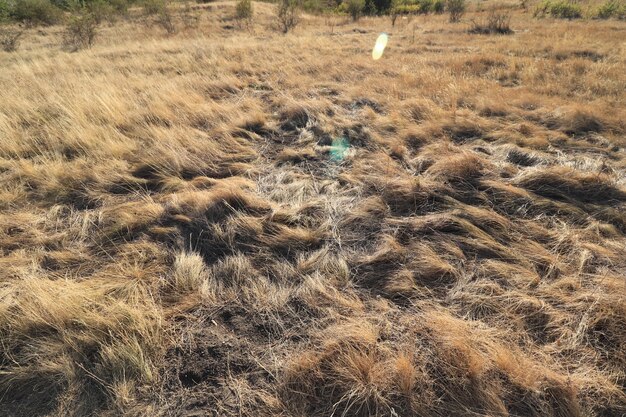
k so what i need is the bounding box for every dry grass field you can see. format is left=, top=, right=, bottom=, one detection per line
left=1, top=2, right=626, bottom=416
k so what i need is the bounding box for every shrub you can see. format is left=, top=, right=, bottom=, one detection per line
left=82, top=0, right=129, bottom=23
left=235, top=0, right=252, bottom=22
left=156, top=7, right=175, bottom=33
left=277, top=0, right=299, bottom=33
left=141, top=0, right=175, bottom=33
left=84, top=0, right=119, bottom=23
left=363, top=0, right=376, bottom=14
left=446, top=0, right=465, bottom=21
left=10, top=0, right=63, bottom=25
left=346, top=0, right=365, bottom=20
left=469, top=10, right=512, bottom=34
left=534, top=0, right=582, bottom=18
left=595, top=0, right=626, bottom=19
left=431, top=0, right=444, bottom=13
left=86, top=0, right=113, bottom=22
left=142, top=0, right=166, bottom=15
left=109, top=0, right=130, bottom=13
left=63, top=12, right=98, bottom=50
left=0, top=28, right=23, bottom=51
left=417, top=0, right=433, bottom=13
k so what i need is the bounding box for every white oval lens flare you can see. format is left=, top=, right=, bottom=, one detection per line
left=372, top=33, right=388, bottom=60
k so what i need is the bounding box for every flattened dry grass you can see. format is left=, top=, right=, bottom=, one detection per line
left=1, top=2, right=625, bottom=416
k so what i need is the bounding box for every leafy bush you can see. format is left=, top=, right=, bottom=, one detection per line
left=63, top=12, right=98, bottom=50
left=446, top=0, right=464, bottom=21
left=595, top=0, right=626, bottom=19
left=10, top=0, right=63, bottom=25
left=277, top=0, right=299, bottom=33
left=346, top=0, right=365, bottom=20
left=0, top=0, right=10, bottom=21
left=0, top=28, right=23, bottom=51
left=534, top=0, right=582, bottom=18
left=235, top=0, right=252, bottom=21
left=469, top=10, right=512, bottom=34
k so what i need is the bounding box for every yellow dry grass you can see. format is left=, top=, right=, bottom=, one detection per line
left=1, top=2, right=625, bottom=416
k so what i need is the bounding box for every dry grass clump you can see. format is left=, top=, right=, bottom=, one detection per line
left=469, top=9, right=513, bottom=34
left=283, top=321, right=404, bottom=417
left=171, top=251, right=208, bottom=292
left=541, top=107, right=612, bottom=135
left=0, top=278, right=161, bottom=416
left=282, top=309, right=612, bottom=416
left=514, top=165, right=626, bottom=204
left=1, top=2, right=626, bottom=417
left=506, top=145, right=543, bottom=166
left=426, top=150, right=488, bottom=184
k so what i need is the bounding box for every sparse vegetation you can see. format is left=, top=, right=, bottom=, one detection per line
left=470, top=9, right=512, bottom=33
left=1, top=3, right=626, bottom=417
left=180, top=1, right=200, bottom=28
left=0, top=27, right=22, bottom=51
left=534, top=0, right=582, bottom=18
left=595, top=0, right=626, bottom=19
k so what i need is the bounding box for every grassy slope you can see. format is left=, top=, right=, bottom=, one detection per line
left=1, top=2, right=625, bottom=416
